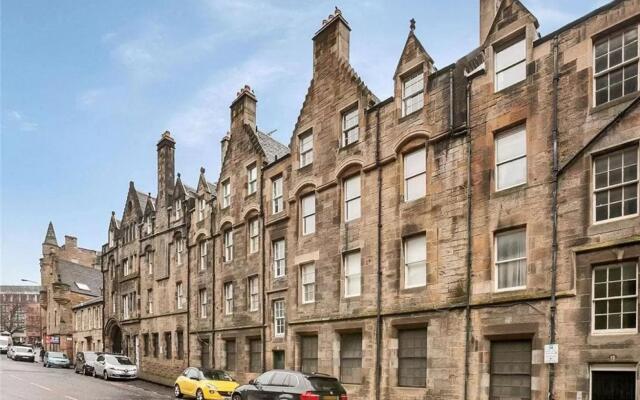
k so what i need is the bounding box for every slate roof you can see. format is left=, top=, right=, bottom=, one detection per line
left=44, top=222, right=58, bottom=246
left=207, top=182, right=217, bottom=195
left=72, top=296, right=103, bottom=310
left=56, top=260, right=102, bottom=297
left=255, top=130, right=290, bottom=163
left=136, top=191, right=154, bottom=210
left=183, top=184, right=198, bottom=198
left=0, top=285, right=41, bottom=294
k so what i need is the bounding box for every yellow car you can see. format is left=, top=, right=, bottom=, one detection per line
left=175, top=367, right=239, bottom=400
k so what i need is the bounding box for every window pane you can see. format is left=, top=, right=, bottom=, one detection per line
left=497, top=157, right=527, bottom=189
left=302, top=195, right=315, bottom=216
left=496, top=127, right=526, bottom=163
left=405, top=235, right=426, bottom=264
left=405, top=175, right=426, bottom=201
left=344, top=176, right=360, bottom=200
left=496, top=61, right=526, bottom=90
left=404, top=72, right=424, bottom=98
left=404, top=148, right=426, bottom=179
left=495, top=39, right=525, bottom=71
left=497, top=230, right=526, bottom=261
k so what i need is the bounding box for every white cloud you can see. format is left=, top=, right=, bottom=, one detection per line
left=6, top=110, right=38, bottom=132
left=76, top=89, right=105, bottom=109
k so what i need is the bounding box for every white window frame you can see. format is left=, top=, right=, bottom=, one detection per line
left=223, top=229, right=234, bottom=262
left=248, top=276, right=259, bottom=312
left=591, top=262, right=638, bottom=335
left=404, top=147, right=427, bottom=202
left=222, top=180, right=231, bottom=208
left=342, top=106, right=359, bottom=146
left=147, top=289, right=153, bottom=314
left=176, top=238, right=185, bottom=265
left=249, top=218, right=259, bottom=254
left=273, top=239, right=286, bottom=278
left=123, top=258, right=130, bottom=276
left=301, top=193, right=316, bottom=235
left=247, top=164, right=258, bottom=195
left=494, top=228, right=527, bottom=292
left=146, top=251, right=153, bottom=275
left=592, top=146, right=639, bottom=224
left=495, top=125, right=527, bottom=191
left=224, top=283, right=234, bottom=315
left=344, top=175, right=361, bottom=222
left=273, top=300, right=285, bottom=338
left=402, top=70, right=424, bottom=117
left=272, top=176, right=284, bottom=214
left=199, top=241, right=207, bottom=270
left=593, top=25, right=639, bottom=107
left=494, top=37, right=526, bottom=91
left=123, top=294, right=130, bottom=319
left=299, top=131, right=313, bottom=168
left=199, top=289, right=207, bottom=319
left=344, top=251, right=361, bottom=298
left=176, top=282, right=184, bottom=310
left=301, top=263, right=315, bottom=304
left=404, top=234, right=427, bottom=289
left=145, top=216, right=153, bottom=234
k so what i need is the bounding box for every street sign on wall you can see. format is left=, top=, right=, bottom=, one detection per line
left=46, top=335, right=60, bottom=344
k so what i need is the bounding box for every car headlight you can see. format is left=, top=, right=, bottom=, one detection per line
left=205, top=383, right=217, bottom=391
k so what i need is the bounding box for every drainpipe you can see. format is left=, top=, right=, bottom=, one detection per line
left=186, top=213, right=191, bottom=365
left=210, top=197, right=216, bottom=366
left=260, top=163, right=267, bottom=373
left=463, top=79, right=473, bottom=400
left=548, top=35, right=560, bottom=400
left=449, top=68, right=454, bottom=132
left=374, top=107, right=383, bottom=400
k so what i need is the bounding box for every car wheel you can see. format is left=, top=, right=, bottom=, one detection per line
left=92, top=369, right=96, bottom=378
left=232, top=394, right=242, bottom=400
left=196, top=389, right=204, bottom=400
left=174, top=384, right=183, bottom=398
left=83, top=367, right=87, bottom=376
left=103, top=371, right=109, bottom=381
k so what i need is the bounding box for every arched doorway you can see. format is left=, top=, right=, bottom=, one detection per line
left=104, top=318, right=122, bottom=354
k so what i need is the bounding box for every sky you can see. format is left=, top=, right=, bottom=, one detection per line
left=1, top=0, right=609, bottom=285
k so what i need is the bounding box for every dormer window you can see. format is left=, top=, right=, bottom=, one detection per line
left=402, top=70, right=424, bottom=116
left=299, top=131, right=314, bottom=168
left=494, top=37, right=526, bottom=91
left=174, top=199, right=182, bottom=220
left=145, top=216, right=153, bottom=235
left=594, top=26, right=638, bottom=106
left=247, top=164, right=258, bottom=195
left=222, top=180, right=231, bottom=208
left=198, top=198, right=206, bottom=221
left=108, top=229, right=115, bottom=247
left=342, top=107, right=359, bottom=146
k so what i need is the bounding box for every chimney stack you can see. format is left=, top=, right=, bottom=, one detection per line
left=480, top=0, right=500, bottom=44
left=157, top=131, right=176, bottom=208
left=64, top=235, right=77, bottom=249
left=221, top=134, right=230, bottom=164
left=312, top=7, right=350, bottom=76
left=230, top=85, right=257, bottom=131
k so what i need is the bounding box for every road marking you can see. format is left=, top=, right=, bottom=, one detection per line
left=30, top=382, right=53, bottom=391
left=65, top=396, right=79, bottom=400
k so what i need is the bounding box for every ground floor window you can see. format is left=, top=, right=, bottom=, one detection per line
left=152, top=333, right=159, bottom=358
left=591, top=365, right=636, bottom=400
left=273, top=350, right=285, bottom=370
left=142, top=334, right=149, bottom=357
left=249, top=338, right=261, bottom=372
left=200, top=338, right=210, bottom=369
left=300, top=335, right=318, bottom=373
left=176, top=331, right=184, bottom=360
left=490, top=340, right=531, bottom=400
left=340, top=332, right=363, bottom=384
left=225, top=339, right=236, bottom=371
left=397, top=328, right=427, bottom=387
left=164, top=332, right=172, bottom=359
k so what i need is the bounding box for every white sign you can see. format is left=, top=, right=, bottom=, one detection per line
left=544, top=344, right=559, bottom=364
left=576, top=392, right=582, bottom=400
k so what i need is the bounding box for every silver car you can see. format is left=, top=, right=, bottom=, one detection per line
left=43, top=351, right=71, bottom=368
left=8, top=345, right=35, bottom=362
left=93, top=354, right=137, bottom=380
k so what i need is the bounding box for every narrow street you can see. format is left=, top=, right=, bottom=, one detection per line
left=0, top=354, right=174, bottom=400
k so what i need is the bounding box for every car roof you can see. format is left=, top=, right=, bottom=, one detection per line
left=265, top=369, right=338, bottom=379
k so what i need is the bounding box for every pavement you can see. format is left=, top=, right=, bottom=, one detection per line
left=0, top=353, right=174, bottom=399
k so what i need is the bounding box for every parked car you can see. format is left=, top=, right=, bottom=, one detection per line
left=174, top=367, right=239, bottom=400
left=0, top=335, right=11, bottom=354
left=231, top=370, right=348, bottom=400
left=43, top=351, right=71, bottom=368
left=8, top=345, right=35, bottom=362
left=75, top=351, right=102, bottom=375
left=93, top=354, right=137, bottom=380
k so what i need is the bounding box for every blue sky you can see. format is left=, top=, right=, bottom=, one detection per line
left=1, top=0, right=607, bottom=285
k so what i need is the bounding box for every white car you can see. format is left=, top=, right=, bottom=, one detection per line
left=0, top=336, right=11, bottom=354
left=7, top=345, right=35, bottom=362
left=93, top=354, right=137, bottom=380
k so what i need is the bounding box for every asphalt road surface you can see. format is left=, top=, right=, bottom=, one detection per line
left=0, top=353, right=174, bottom=399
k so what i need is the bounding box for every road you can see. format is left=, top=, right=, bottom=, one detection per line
left=0, top=354, right=174, bottom=399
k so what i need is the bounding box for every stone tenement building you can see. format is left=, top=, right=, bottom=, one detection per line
left=72, top=296, right=103, bottom=353
left=40, top=223, right=102, bottom=359
left=0, top=285, right=41, bottom=344
left=102, top=1, right=640, bottom=399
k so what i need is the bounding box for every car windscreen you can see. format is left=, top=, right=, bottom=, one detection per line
left=106, top=355, right=134, bottom=365
left=48, top=352, right=66, bottom=358
left=14, top=346, right=32, bottom=353
left=307, top=377, right=344, bottom=392
left=84, top=353, right=98, bottom=361
left=201, top=370, right=233, bottom=381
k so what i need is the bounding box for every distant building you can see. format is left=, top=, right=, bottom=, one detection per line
left=0, top=285, right=41, bottom=344
left=72, top=297, right=103, bottom=353
left=39, top=222, right=102, bottom=359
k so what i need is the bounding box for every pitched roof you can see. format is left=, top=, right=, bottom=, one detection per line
left=43, top=222, right=58, bottom=246
left=136, top=191, right=153, bottom=210
left=56, top=260, right=102, bottom=297
left=207, top=182, right=217, bottom=194
left=255, top=130, right=290, bottom=163
left=72, top=296, right=103, bottom=310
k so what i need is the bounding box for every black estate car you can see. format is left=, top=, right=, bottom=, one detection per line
left=74, top=351, right=102, bottom=375
left=231, top=370, right=347, bottom=400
